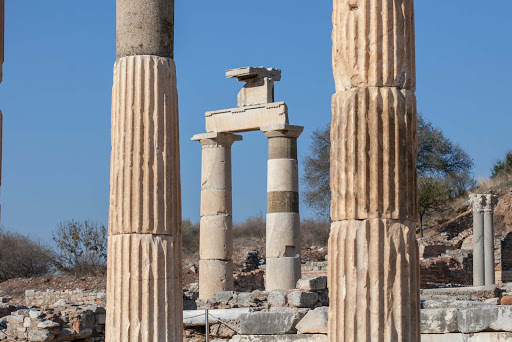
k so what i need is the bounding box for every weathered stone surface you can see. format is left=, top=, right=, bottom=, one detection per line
left=296, top=276, right=327, bottom=291
left=117, top=0, right=174, bottom=58
left=199, top=260, right=234, bottom=299
left=266, top=213, right=300, bottom=258
left=267, top=191, right=299, bottom=214
left=226, top=67, right=281, bottom=107
left=330, top=87, right=418, bottom=221
left=458, top=306, right=512, bottom=333
left=287, top=291, right=319, bottom=308
left=239, top=309, right=305, bottom=335
left=106, top=234, right=182, bottom=340
left=109, top=56, right=180, bottom=236
left=232, top=335, right=328, bottom=342
left=421, top=308, right=459, bottom=334
left=199, top=215, right=233, bottom=260
left=328, top=219, right=420, bottom=341
left=332, top=0, right=416, bottom=92
left=267, top=159, right=298, bottom=192
left=205, top=102, right=288, bottom=133
left=266, top=257, right=301, bottom=291
left=420, top=286, right=499, bottom=300
left=421, top=332, right=512, bottom=342
left=296, top=307, right=328, bottom=334
left=268, top=290, right=288, bottom=307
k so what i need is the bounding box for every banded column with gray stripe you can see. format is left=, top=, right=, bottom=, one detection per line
left=263, top=124, right=303, bottom=291
left=192, top=132, right=242, bottom=299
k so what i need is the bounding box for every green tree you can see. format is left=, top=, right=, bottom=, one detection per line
left=303, top=114, right=474, bottom=218
left=491, top=150, right=512, bottom=179
left=417, top=176, right=450, bottom=237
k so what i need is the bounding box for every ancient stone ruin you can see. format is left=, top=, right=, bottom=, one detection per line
left=0, top=0, right=3, bottom=222
left=106, top=0, right=183, bottom=340
left=192, top=67, right=304, bottom=299
left=329, top=0, right=420, bottom=340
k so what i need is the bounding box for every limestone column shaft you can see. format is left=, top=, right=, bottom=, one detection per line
left=106, top=0, right=182, bottom=340
left=470, top=194, right=485, bottom=286
left=484, top=194, right=498, bottom=286
left=263, top=124, right=303, bottom=291
left=192, top=132, right=242, bottom=299
left=330, top=0, right=420, bottom=341
left=0, top=0, right=4, bottom=222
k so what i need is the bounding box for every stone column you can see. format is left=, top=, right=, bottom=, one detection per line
left=262, top=124, right=303, bottom=291
left=484, top=194, right=498, bottom=286
left=329, top=0, right=420, bottom=341
left=192, top=132, right=242, bottom=299
left=106, top=0, right=183, bottom=341
left=470, top=194, right=485, bottom=286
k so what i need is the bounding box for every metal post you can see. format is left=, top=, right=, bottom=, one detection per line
left=205, top=309, right=209, bottom=342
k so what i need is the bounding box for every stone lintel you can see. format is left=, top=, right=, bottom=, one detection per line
left=262, top=124, right=304, bottom=139
left=226, top=67, right=281, bottom=82
left=205, top=102, right=288, bottom=133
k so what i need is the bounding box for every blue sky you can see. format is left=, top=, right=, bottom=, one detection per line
left=1, top=1, right=511, bottom=238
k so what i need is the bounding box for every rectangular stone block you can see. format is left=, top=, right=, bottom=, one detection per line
left=421, top=308, right=459, bottom=334
left=420, top=286, right=499, bottom=300
left=232, top=335, right=328, bottom=342
left=458, top=306, right=512, bottom=334
left=421, top=332, right=512, bottom=342
left=205, top=102, right=288, bottom=133
left=200, top=215, right=233, bottom=260
left=239, top=309, right=305, bottom=335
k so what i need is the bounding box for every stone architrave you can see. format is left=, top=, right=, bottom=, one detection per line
left=470, top=194, right=485, bottom=286
left=262, top=124, right=303, bottom=291
left=329, top=0, right=420, bottom=341
left=192, top=132, right=242, bottom=299
left=106, top=0, right=183, bottom=341
left=483, top=194, right=498, bottom=286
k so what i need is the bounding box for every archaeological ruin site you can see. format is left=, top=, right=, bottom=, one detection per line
left=1, top=0, right=512, bottom=342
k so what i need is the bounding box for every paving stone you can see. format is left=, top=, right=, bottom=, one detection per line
left=268, top=290, right=288, bottom=307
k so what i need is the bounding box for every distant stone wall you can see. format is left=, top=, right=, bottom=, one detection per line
left=420, top=250, right=473, bottom=287
left=24, top=289, right=106, bottom=307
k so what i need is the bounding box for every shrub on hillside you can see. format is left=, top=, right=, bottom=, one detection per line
left=182, top=219, right=200, bottom=258
left=0, top=228, right=53, bottom=281
left=52, top=220, right=107, bottom=276
left=301, top=219, right=330, bottom=248
left=491, top=150, right=512, bottom=179
left=233, top=214, right=265, bottom=240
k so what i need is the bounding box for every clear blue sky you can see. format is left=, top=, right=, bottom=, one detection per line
left=1, top=1, right=511, bottom=239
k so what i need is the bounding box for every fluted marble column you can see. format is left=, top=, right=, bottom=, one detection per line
left=192, top=132, right=242, bottom=299
left=106, top=0, right=183, bottom=341
left=470, top=194, right=485, bottom=286
left=262, top=124, right=303, bottom=291
left=484, top=194, right=498, bottom=286
left=329, top=0, right=420, bottom=341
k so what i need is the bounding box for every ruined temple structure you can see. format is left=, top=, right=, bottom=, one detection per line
left=106, top=0, right=183, bottom=340
left=193, top=67, right=303, bottom=299
left=470, top=194, right=498, bottom=286
left=329, top=0, right=421, bottom=341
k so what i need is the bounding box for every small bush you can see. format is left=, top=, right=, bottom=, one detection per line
left=0, top=228, right=53, bottom=281
left=233, top=214, right=266, bottom=240
left=182, top=219, right=200, bottom=258
left=52, top=220, right=107, bottom=276
left=301, top=219, right=330, bottom=249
